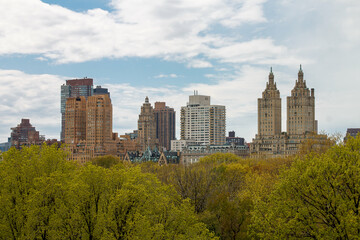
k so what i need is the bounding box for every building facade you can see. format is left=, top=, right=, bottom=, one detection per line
left=65, top=94, right=116, bottom=163
left=93, top=85, right=110, bottom=96
left=287, top=65, right=317, bottom=135
left=64, top=96, right=87, bottom=145
left=226, top=131, right=245, bottom=146
left=180, top=92, right=226, bottom=145
left=10, top=119, right=44, bottom=149
left=258, top=68, right=282, bottom=137
left=154, top=102, right=176, bottom=151
left=137, top=97, right=158, bottom=151
left=181, top=144, right=249, bottom=165
left=60, top=78, right=93, bottom=141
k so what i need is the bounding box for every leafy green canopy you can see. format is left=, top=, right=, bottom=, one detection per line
left=251, top=136, right=360, bottom=239
left=0, top=145, right=216, bottom=240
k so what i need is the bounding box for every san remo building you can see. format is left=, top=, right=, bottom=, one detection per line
left=250, top=66, right=323, bottom=157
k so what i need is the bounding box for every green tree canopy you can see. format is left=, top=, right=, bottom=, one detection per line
left=0, top=145, right=217, bottom=239
left=251, top=136, right=360, bottom=239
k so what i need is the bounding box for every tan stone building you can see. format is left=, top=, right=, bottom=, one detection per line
left=137, top=97, right=158, bottom=151
left=258, top=67, right=282, bottom=137
left=251, top=66, right=322, bottom=157
left=287, top=65, right=317, bottom=135
left=64, top=96, right=87, bottom=145
left=65, top=94, right=116, bottom=163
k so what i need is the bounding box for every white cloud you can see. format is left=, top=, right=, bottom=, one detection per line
left=0, top=69, right=65, bottom=141
left=0, top=0, right=296, bottom=67
left=154, top=74, right=178, bottom=79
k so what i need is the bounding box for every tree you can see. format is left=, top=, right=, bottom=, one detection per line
left=91, top=155, right=122, bottom=168
left=251, top=136, right=360, bottom=239
left=0, top=145, right=217, bottom=239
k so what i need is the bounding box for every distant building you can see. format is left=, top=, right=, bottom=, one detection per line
left=60, top=78, right=93, bottom=141
left=180, top=92, right=226, bottom=145
left=65, top=94, right=116, bottom=163
left=125, top=130, right=138, bottom=140
left=93, top=85, right=110, bottom=96
left=65, top=96, right=87, bottom=145
left=10, top=119, right=44, bottom=149
left=154, top=102, right=176, bottom=151
left=124, top=147, right=180, bottom=165
left=251, top=66, right=324, bottom=157
left=137, top=97, right=158, bottom=151
left=0, top=138, right=11, bottom=152
left=181, top=144, right=249, bottom=165
left=344, top=128, right=360, bottom=141
left=171, top=139, right=197, bottom=152
left=226, top=131, right=245, bottom=146
left=287, top=65, right=317, bottom=135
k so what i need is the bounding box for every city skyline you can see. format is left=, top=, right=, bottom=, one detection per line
left=0, top=0, right=359, bottom=142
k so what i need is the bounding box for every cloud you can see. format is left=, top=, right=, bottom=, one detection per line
left=0, top=0, right=299, bottom=67
left=154, top=74, right=178, bottom=79
left=0, top=69, right=65, bottom=141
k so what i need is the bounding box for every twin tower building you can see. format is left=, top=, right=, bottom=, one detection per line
left=251, top=66, right=318, bottom=156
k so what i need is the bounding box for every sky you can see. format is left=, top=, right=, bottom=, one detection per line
left=0, top=0, right=359, bottom=143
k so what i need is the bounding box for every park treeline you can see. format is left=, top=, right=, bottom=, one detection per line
left=0, top=135, right=359, bottom=239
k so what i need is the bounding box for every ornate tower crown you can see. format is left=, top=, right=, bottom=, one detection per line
left=263, top=67, right=280, bottom=98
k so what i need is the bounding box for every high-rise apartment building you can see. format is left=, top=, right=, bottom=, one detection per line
left=137, top=97, right=158, bottom=151
left=64, top=94, right=115, bottom=162
left=64, top=96, right=87, bottom=145
left=86, top=94, right=113, bottom=146
left=287, top=65, right=317, bottom=135
left=258, top=68, right=282, bottom=136
left=180, top=92, right=226, bottom=145
left=154, top=102, right=175, bottom=151
left=60, top=78, right=93, bottom=141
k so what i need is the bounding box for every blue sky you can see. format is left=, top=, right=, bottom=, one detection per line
left=0, top=0, right=359, bottom=143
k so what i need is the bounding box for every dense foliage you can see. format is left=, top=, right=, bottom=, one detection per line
left=1, top=134, right=358, bottom=239
left=251, top=136, right=360, bottom=239
left=0, top=145, right=215, bottom=239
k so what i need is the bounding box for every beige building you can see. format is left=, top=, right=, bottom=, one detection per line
left=287, top=65, right=317, bottom=135
left=64, top=96, right=87, bottom=145
left=137, top=97, right=158, bottom=151
left=65, top=94, right=116, bottom=163
left=258, top=67, right=282, bottom=137
left=251, top=66, right=322, bottom=157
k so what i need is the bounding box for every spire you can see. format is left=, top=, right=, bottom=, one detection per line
left=268, top=66, right=274, bottom=85
left=298, top=64, right=304, bottom=83
left=145, top=96, right=149, bottom=103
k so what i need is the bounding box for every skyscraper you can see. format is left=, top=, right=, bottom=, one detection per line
left=86, top=94, right=113, bottom=146
left=60, top=78, right=93, bottom=141
left=287, top=65, right=317, bottom=135
left=137, top=97, right=158, bottom=151
left=258, top=68, right=282, bottom=136
left=64, top=94, right=115, bottom=162
left=180, top=92, right=226, bottom=145
left=154, top=102, right=175, bottom=151
left=64, top=96, right=87, bottom=145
